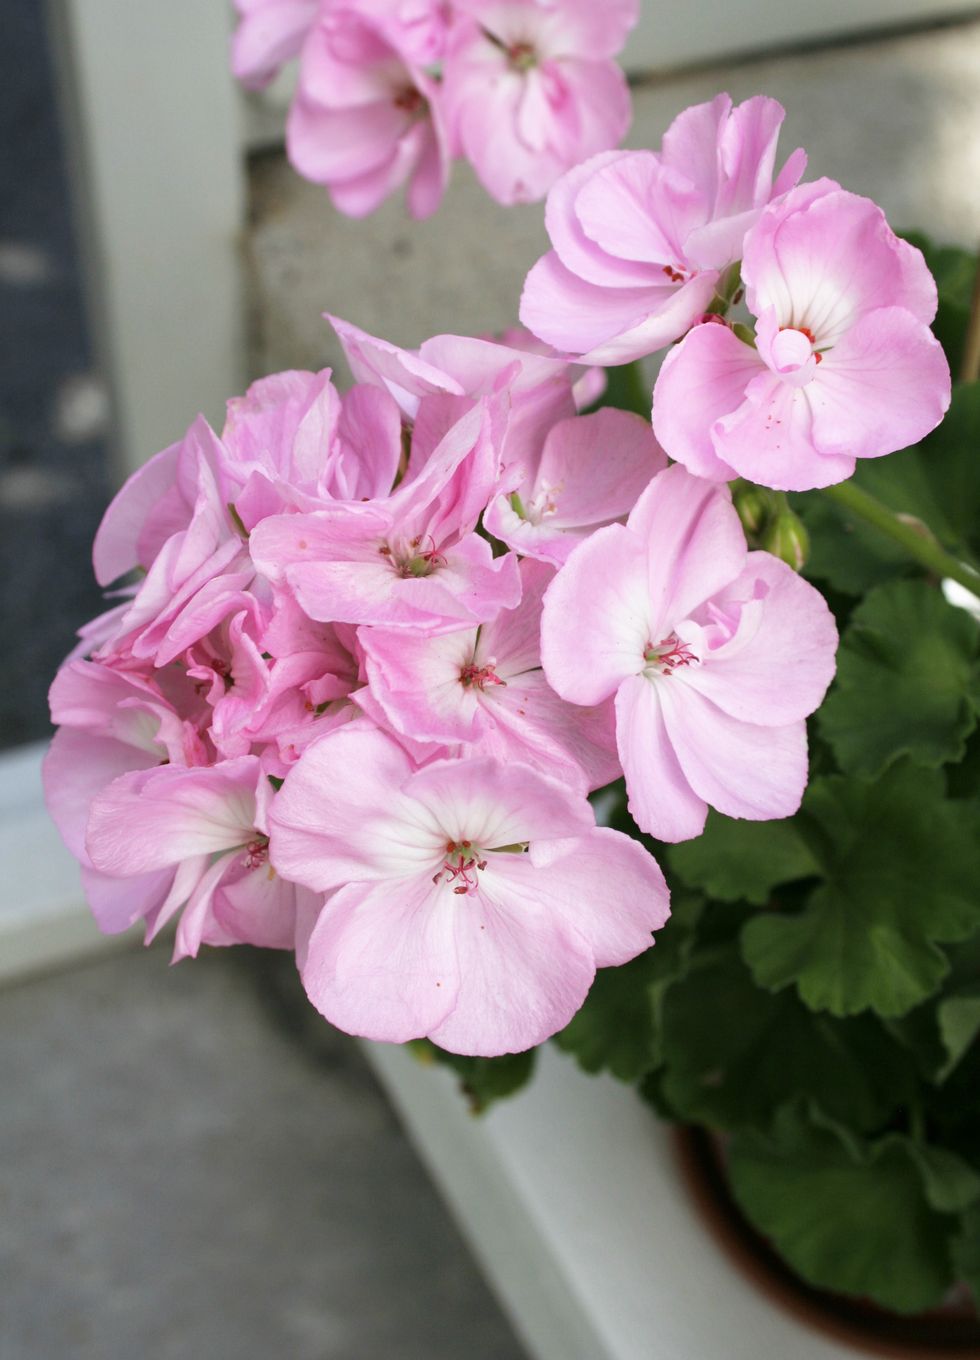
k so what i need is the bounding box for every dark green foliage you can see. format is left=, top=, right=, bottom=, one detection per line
left=412, top=1041, right=537, bottom=1113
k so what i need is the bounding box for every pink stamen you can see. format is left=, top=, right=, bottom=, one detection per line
left=645, top=633, right=698, bottom=675
left=242, top=837, right=269, bottom=870
left=459, top=657, right=506, bottom=690
left=432, top=839, right=487, bottom=896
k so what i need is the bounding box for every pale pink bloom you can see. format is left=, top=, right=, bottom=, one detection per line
left=442, top=0, right=637, bottom=205
left=484, top=407, right=665, bottom=566
left=222, top=369, right=402, bottom=518
left=91, top=416, right=256, bottom=666
left=652, top=180, right=952, bottom=490
left=358, top=557, right=618, bottom=788
left=288, top=7, right=449, bottom=219
left=353, top=0, right=453, bottom=64
left=250, top=395, right=522, bottom=630
left=43, top=660, right=211, bottom=935
left=269, top=724, right=669, bottom=1054
left=85, top=755, right=315, bottom=959
left=486, top=323, right=607, bottom=410
left=327, top=313, right=578, bottom=470
left=540, top=464, right=838, bottom=842
left=520, top=94, right=806, bottom=363
left=231, top=0, right=321, bottom=89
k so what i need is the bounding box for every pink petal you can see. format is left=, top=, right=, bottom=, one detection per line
left=683, top=552, right=838, bottom=725
left=659, top=680, right=808, bottom=822
left=614, top=674, right=707, bottom=842
left=427, top=862, right=596, bottom=1055
left=269, top=723, right=439, bottom=889
left=652, top=321, right=764, bottom=481
left=301, top=874, right=460, bottom=1043
left=86, top=758, right=261, bottom=876
left=524, top=827, right=669, bottom=965
left=627, top=464, right=747, bottom=637
left=713, top=371, right=856, bottom=491
left=807, top=307, right=951, bottom=461
left=540, top=522, right=650, bottom=706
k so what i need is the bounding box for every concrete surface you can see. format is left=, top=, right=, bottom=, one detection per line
left=247, top=18, right=980, bottom=379
left=0, top=944, right=528, bottom=1360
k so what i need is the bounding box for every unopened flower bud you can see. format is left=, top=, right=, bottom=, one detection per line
left=760, top=510, right=810, bottom=572
left=732, top=482, right=775, bottom=538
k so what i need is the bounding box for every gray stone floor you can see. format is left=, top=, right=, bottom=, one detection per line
left=0, top=945, right=528, bottom=1360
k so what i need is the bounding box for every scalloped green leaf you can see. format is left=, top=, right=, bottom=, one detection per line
left=667, top=811, right=818, bottom=905
left=936, top=985, right=980, bottom=1083
left=728, top=1104, right=958, bottom=1313
left=659, top=946, right=913, bottom=1132
left=740, top=764, right=980, bottom=1017
left=818, top=580, right=980, bottom=777
left=554, top=895, right=702, bottom=1081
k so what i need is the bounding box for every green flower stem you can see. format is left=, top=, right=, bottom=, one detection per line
left=822, top=480, right=980, bottom=596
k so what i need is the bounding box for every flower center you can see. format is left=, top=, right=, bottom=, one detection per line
left=379, top=535, right=447, bottom=578
left=433, top=840, right=488, bottom=896
left=777, top=325, right=823, bottom=366
left=242, top=835, right=269, bottom=870
left=662, top=263, right=688, bottom=284
left=506, top=40, right=537, bottom=71
left=459, top=657, right=505, bottom=690
left=393, top=86, right=425, bottom=117
left=643, top=633, right=698, bottom=677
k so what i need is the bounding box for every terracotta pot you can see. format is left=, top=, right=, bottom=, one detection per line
left=673, top=1127, right=980, bottom=1359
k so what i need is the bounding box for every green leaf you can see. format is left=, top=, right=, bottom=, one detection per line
left=903, top=1141, right=980, bottom=1214
left=413, top=1043, right=537, bottom=1113
left=667, top=811, right=818, bottom=905
left=936, top=985, right=980, bottom=1082
left=589, top=359, right=651, bottom=417
left=951, top=1206, right=980, bottom=1307
left=740, top=763, right=980, bottom=1017
left=554, top=894, right=702, bottom=1081
left=659, top=947, right=913, bottom=1131
left=818, top=580, right=980, bottom=777
left=728, top=1104, right=958, bottom=1313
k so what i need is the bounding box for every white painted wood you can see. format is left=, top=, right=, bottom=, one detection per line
left=47, top=0, right=247, bottom=483
left=0, top=744, right=139, bottom=984
left=364, top=1041, right=865, bottom=1360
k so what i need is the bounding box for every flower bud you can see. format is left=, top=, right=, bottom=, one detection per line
left=760, top=510, right=810, bottom=572
left=732, top=482, right=775, bottom=538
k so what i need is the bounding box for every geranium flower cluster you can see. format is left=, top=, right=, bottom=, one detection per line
left=230, top=0, right=638, bottom=215
left=47, top=90, right=953, bottom=1059
left=521, top=93, right=952, bottom=489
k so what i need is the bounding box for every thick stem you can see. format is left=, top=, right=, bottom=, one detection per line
left=822, top=480, right=980, bottom=596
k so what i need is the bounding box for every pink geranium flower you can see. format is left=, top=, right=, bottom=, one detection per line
left=520, top=94, right=805, bottom=363
left=652, top=181, right=952, bottom=490
left=85, top=756, right=315, bottom=959
left=540, top=464, right=838, bottom=842
left=442, top=0, right=637, bottom=205
left=483, top=406, right=666, bottom=565
left=288, top=6, right=449, bottom=219
left=269, top=724, right=669, bottom=1054
left=358, top=556, right=618, bottom=789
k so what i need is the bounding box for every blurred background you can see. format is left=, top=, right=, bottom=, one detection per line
left=1, top=1, right=978, bottom=1356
